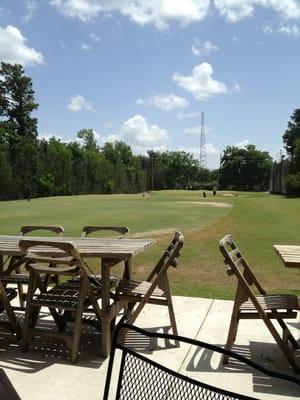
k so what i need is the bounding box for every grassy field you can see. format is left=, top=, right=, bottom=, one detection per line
left=0, top=190, right=299, bottom=299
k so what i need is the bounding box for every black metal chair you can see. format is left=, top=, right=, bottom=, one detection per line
left=103, top=324, right=300, bottom=400
left=0, top=369, right=21, bottom=400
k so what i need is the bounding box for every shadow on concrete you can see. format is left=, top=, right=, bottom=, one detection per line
left=123, top=325, right=177, bottom=353
left=186, top=341, right=300, bottom=398
left=0, top=312, right=105, bottom=373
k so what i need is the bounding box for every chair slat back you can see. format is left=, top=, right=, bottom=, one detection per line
left=20, top=225, right=64, bottom=236
left=146, top=231, right=184, bottom=282
left=81, top=226, right=129, bottom=237
left=19, top=239, right=84, bottom=276
left=219, top=235, right=266, bottom=297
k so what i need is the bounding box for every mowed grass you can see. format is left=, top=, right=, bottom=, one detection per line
left=0, top=190, right=299, bottom=299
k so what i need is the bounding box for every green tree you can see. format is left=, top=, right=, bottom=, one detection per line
left=77, top=128, right=98, bottom=151
left=0, top=62, right=39, bottom=198
left=0, top=63, right=38, bottom=138
left=283, top=109, right=300, bottom=171
left=220, top=145, right=272, bottom=191
left=161, top=151, right=198, bottom=189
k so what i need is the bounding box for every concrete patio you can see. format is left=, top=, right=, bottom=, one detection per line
left=1, top=296, right=300, bottom=400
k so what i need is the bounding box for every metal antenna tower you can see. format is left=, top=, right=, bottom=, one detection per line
left=199, top=112, right=206, bottom=169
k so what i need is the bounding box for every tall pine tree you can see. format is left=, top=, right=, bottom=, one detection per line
left=0, top=62, right=39, bottom=197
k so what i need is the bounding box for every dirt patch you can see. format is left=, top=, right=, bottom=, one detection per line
left=222, top=193, right=235, bottom=197
left=175, top=201, right=233, bottom=208
left=130, top=228, right=178, bottom=238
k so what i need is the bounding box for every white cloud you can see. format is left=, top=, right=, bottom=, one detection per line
left=235, top=139, right=249, bottom=148
left=0, top=25, right=44, bottom=66
left=120, top=115, right=169, bottom=152
left=0, top=6, right=10, bottom=17
left=234, top=83, right=241, bottom=92
left=49, top=0, right=300, bottom=29
left=136, top=93, right=189, bottom=111
left=206, top=143, right=219, bottom=155
left=67, top=95, right=95, bottom=112
left=192, top=39, right=218, bottom=56
left=81, top=43, right=91, bottom=50
left=263, top=24, right=273, bottom=33
left=104, top=121, right=114, bottom=129
left=89, top=33, right=101, bottom=41
left=39, top=132, right=63, bottom=142
left=184, top=124, right=213, bottom=135
left=59, top=40, right=67, bottom=48
left=278, top=24, right=299, bottom=35
left=23, top=1, right=37, bottom=22
left=214, top=0, right=300, bottom=23
left=173, top=63, right=227, bottom=101
left=40, top=130, right=103, bottom=145
left=101, top=133, right=120, bottom=143
left=184, top=126, right=202, bottom=135
left=49, top=0, right=210, bottom=30
left=177, top=112, right=200, bottom=119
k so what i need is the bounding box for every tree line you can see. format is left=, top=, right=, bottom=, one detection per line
left=282, top=109, right=300, bottom=195
left=0, top=62, right=274, bottom=200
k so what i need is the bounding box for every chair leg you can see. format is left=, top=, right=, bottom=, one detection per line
left=277, top=318, right=300, bottom=350
left=49, top=307, right=66, bottom=332
left=22, top=272, right=38, bottom=352
left=161, top=272, right=179, bottom=340
left=70, top=278, right=87, bottom=362
left=223, top=313, right=239, bottom=364
left=262, top=316, right=300, bottom=373
left=17, top=283, right=25, bottom=309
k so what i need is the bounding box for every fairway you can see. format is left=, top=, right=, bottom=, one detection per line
left=0, top=190, right=299, bottom=299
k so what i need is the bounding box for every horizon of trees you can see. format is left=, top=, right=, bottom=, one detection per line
left=0, top=62, right=274, bottom=200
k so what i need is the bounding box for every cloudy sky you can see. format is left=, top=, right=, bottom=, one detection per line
left=1, top=0, right=300, bottom=169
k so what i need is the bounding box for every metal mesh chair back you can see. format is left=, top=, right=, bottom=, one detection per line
left=103, top=324, right=300, bottom=400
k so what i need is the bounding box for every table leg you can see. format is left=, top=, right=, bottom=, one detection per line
left=100, top=258, right=111, bottom=358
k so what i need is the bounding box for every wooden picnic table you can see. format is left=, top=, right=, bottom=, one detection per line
left=0, top=235, right=155, bottom=357
left=274, top=244, right=300, bottom=268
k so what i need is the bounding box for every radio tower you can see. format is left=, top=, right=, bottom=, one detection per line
left=199, top=111, right=206, bottom=169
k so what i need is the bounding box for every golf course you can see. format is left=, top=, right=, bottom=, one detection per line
left=0, top=190, right=299, bottom=299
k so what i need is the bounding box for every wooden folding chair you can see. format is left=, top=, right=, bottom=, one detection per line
left=219, top=234, right=300, bottom=373
left=116, top=231, right=184, bottom=337
left=81, top=225, right=130, bottom=280
left=81, top=226, right=129, bottom=238
left=1, top=225, right=64, bottom=309
left=19, top=239, right=102, bottom=362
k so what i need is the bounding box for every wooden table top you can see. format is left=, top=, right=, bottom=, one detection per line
left=0, top=235, right=155, bottom=259
left=274, top=244, right=300, bottom=268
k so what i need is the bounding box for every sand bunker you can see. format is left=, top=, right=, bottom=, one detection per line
left=175, top=201, right=232, bottom=208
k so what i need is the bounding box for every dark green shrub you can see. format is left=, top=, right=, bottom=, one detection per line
left=285, top=173, right=300, bottom=196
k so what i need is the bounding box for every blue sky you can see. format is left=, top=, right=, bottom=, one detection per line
left=0, top=0, right=300, bottom=169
